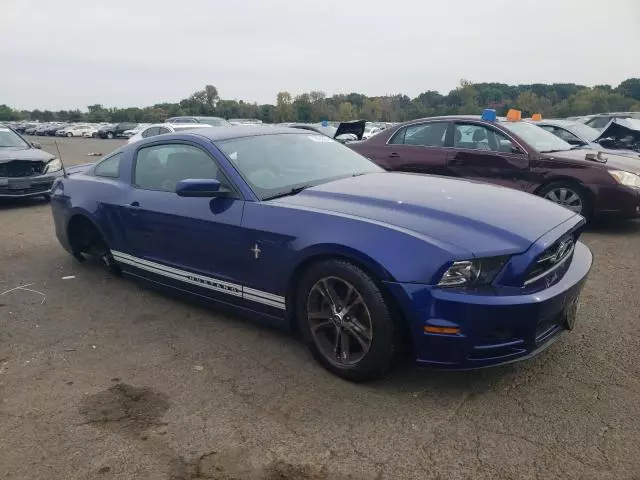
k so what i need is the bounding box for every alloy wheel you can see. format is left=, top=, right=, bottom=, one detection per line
left=544, top=187, right=583, bottom=214
left=306, top=276, right=373, bottom=367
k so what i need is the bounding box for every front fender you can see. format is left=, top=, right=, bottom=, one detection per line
left=51, top=178, right=113, bottom=252
left=244, top=202, right=470, bottom=286
left=292, top=243, right=393, bottom=281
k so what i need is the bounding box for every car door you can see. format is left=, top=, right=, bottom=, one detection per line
left=378, top=121, right=451, bottom=175
left=446, top=121, right=531, bottom=190
left=116, top=141, right=248, bottom=305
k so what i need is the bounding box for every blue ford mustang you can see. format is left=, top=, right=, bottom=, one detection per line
left=51, top=126, right=593, bottom=381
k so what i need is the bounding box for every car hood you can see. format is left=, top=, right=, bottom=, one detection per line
left=594, top=118, right=640, bottom=152
left=587, top=143, right=640, bottom=159
left=0, top=147, right=55, bottom=163
left=272, top=172, right=579, bottom=256
left=550, top=148, right=640, bottom=174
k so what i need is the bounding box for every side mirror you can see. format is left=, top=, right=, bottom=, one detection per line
left=175, top=178, right=230, bottom=198
left=31, top=141, right=42, bottom=149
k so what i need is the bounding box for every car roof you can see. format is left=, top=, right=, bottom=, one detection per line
left=188, top=125, right=314, bottom=141
left=533, top=119, right=575, bottom=126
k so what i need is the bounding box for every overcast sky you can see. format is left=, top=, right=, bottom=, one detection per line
left=2, top=0, right=639, bottom=110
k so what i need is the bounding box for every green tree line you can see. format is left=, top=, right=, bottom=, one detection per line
left=2, top=78, right=640, bottom=124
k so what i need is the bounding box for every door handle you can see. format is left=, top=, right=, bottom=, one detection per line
left=388, top=152, right=400, bottom=158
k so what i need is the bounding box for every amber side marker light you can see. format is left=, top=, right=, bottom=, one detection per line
left=424, top=326, right=461, bottom=335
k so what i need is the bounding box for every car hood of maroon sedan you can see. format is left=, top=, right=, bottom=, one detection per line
left=550, top=148, right=640, bottom=174
left=272, top=172, right=580, bottom=257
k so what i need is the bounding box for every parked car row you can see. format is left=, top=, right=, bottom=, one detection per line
left=12, top=121, right=114, bottom=138
left=7, top=116, right=233, bottom=140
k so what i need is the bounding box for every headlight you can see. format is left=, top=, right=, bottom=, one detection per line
left=43, top=158, right=62, bottom=173
left=437, top=256, right=509, bottom=288
left=609, top=170, right=640, bottom=188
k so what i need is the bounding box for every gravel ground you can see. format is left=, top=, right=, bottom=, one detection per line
left=1, top=137, right=639, bottom=480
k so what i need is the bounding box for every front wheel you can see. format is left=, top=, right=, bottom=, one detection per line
left=106, top=132, right=114, bottom=139
left=66, top=132, right=73, bottom=137
left=297, top=260, right=398, bottom=382
left=538, top=181, right=590, bottom=219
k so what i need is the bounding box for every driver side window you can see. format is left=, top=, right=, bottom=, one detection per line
left=133, top=143, right=223, bottom=193
left=454, top=123, right=519, bottom=153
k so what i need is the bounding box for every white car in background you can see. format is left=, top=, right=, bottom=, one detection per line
left=83, top=124, right=108, bottom=138
left=362, top=125, right=384, bottom=139
left=57, top=124, right=93, bottom=137
left=127, top=123, right=211, bottom=143
left=123, top=123, right=151, bottom=138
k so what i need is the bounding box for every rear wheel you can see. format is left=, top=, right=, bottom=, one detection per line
left=67, top=217, right=120, bottom=274
left=538, top=181, right=590, bottom=218
left=66, top=132, right=73, bottom=137
left=296, top=259, right=398, bottom=382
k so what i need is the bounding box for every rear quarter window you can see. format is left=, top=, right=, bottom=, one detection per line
left=94, top=153, right=122, bottom=178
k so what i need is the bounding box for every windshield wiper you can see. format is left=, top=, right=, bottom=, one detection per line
left=539, top=149, right=571, bottom=153
left=263, top=184, right=314, bottom=201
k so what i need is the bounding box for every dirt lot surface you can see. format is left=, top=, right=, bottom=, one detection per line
left=1, top=137, right=639, bottom=479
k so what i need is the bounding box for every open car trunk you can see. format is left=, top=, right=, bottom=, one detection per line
left=595, top=118, right=640, bottom=153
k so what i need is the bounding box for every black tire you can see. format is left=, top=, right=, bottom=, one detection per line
left=69, top=219, right=120, bottom=274
left=538, top=181, right=591, bottom=219
left=66, top=132, right=73, bottom=137
left=42, top=194, right=51, bottom=202
left=106, top=132, right=114, bottom=139
left=296, top=259, right=398, bottom=382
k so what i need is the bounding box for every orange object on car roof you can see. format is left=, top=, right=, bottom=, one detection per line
left=506, top=109, right=522, bottom=121
left=531, top=113, right=542, bottom=121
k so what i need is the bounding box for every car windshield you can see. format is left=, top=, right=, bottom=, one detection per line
left=0, top=128, right=29, bottom=148
left=567, top=122, right=600, bottom=142
left=217, top=133, right=383, bottom=200
left=501, top=121, right=572, bottom=153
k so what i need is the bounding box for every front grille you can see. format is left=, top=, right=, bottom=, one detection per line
left=0, top=160, right=46, bottom=178
left=0, top=183, right=52, bottom=195
left=524, top=235, right=575, bottom=286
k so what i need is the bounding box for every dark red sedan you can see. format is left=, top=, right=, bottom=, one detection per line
left=349, top=116, right=640, bottom=220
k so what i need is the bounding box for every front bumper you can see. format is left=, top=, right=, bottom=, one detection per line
left=590, top=184, right=640, bottom=218
left=384, top=241, right=593, bottom=370
left=0, top=171, right=64, bottom=198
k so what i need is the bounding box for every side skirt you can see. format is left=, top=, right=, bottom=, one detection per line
left=123, top=270, right=288, bottom=329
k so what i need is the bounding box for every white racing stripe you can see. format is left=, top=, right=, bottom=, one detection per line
left=112, top=250, right=285, bottom=309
